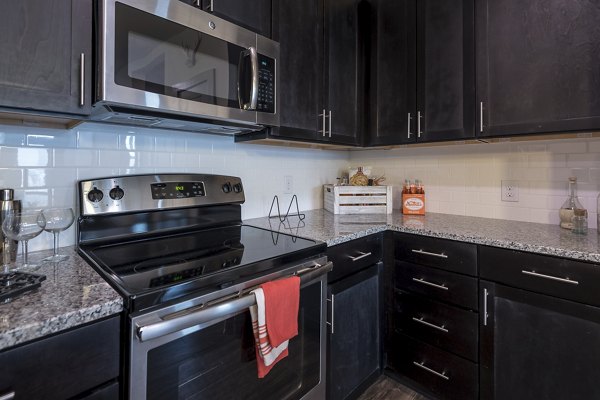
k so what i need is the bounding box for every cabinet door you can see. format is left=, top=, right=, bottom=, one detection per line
left=323, top=0, right=367, bottom=145
left=368, top=0, right=416, bottom=146
left=201, top=0, right=272, bottom=38
left=272, top=0, right=324, bottom=141
left=477, top=0, right=600, bottom=137
left=417, top=0, right=475, bottom=142
left=328, top=265, right=381, bottom=400
left=480, top=281, right=600, bottom=400
left=0, top=0, right=92, bottom=116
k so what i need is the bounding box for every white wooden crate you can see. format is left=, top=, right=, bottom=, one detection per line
left=324, top=184, right=393, bottom=214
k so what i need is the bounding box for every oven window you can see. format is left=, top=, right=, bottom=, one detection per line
left=146, top=282, right=321, bottom=399
left=114, top=3, right=242, bottom=108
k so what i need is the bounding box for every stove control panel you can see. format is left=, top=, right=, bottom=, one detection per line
left=78, top=174, right=245, bottom=216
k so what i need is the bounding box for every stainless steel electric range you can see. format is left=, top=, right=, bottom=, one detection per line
left=76, top=173, right=331, bottom=400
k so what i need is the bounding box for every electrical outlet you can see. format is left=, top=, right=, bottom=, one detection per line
left=284, top=176, right=293, bottom=194
left=501, top=180, right=519, bottom=202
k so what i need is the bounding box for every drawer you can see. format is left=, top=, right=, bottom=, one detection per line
left=389, top=333, right=478, bottom=400
left=0, top=316, right=120, bottom=400
left=327, top=234, right=382, bottom=283
left=393, top=291, right=478, bottom=362
left=394, top=232, right=477, bottom=276
left=395, top=261, right=478, bottom=310
left=480, top=246, right=600, bottom=307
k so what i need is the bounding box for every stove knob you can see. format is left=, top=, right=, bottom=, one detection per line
left=233, top=183, right=243, bottom=193
left=222, top=182, right=232, bottom=193
left=109, top=186, right=125, bottom=200
left=87, top=187, right=104, bottom=203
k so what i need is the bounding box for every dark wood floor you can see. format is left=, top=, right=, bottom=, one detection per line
left=357, top=376, right=431, bottom=400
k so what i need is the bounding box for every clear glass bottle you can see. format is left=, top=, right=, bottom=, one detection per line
left=572, top=208, right=588, bottom=234
left=559, top=177, right=585, bottom=229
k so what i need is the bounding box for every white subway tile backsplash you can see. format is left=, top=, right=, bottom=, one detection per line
left=54, top=148, right=98, bottom=167
left=0, top=147, right=52, bottom=167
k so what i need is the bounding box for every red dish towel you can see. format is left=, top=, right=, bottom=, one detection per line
left=250, top=276, right=300, bottom=378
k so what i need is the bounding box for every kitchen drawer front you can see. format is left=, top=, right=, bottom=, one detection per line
left=395, top=261, right=479, bottom=310
left=0, top=316, right=120, bottom=400
left=480, top=246, right=600, bottom=307
left=394, top=232, right=477, bottom=276
left=389, top=333, right=478, bottom=400
left=393, top=290, right=478, bottom=362
left=327, top=234, right=382, bottom=283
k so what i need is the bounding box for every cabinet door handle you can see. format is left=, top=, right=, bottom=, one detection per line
left=407, top=112, right=413, bottom=138
left=319, top=109, right=327, bottom=137
left=326, top=294, right=335, bottom=334
left=483, top=288, right=489, bottom=326
left=521, top=270, right=579, bottom=285
left=417, top=111, right=422, bottom=138
left=0, top=391, right=16, bottom=400
left=79, top=53, right=85, bottom=107
left=412, top=277, right=448, bottom=291
left=480, top=101, right=484, bottom=133
left=412, top=317, right=448, bottom=333
left=203, top=0, right=213, bottom=11
left=348, top=251, right=372, bottom=262
left=328, top=110, right=332, bottom=138
left=411, top=249, right=448, bottom=259
left=413, top=361, right=449, bottom=380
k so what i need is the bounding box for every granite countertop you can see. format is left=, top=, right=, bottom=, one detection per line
left=0, top=246, right=123, bottom=351
left=244, top=209, right=600, bottom=263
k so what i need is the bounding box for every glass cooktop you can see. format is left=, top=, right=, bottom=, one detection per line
left=80, top=224, right=325, bottom=310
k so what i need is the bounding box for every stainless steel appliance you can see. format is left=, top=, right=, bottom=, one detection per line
left=0, top=189, right=21, bottom=265
left=93, top=0, right=279, bottom=135
left=76, top=174, right=329, bottom=400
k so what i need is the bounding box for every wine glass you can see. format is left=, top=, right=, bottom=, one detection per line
left=2, top=210, right=46, bottom=270
left=41, top=208, right=75, bottom=262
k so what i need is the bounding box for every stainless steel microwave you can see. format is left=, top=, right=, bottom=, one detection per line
left=92, top=0, right=279, bottom=135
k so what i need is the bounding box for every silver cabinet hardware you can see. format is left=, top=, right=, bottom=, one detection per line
left=412, top=277, right=448, bottom=291
left=319, top=109, right=327, bottom=137
left=480, top=102, right=484, bottom=133
left=348, top=251, right=372, bottom=262
left=328, top=110, right=332, bottom=138
left=0, top=392, right=16, bottom=400
left=407, top=113, right=413, bottom=138
left=79, top=53, right=85, bottom=107
left=483, top=288, right=489, bottom=326
left=195, top=0, right=201, bottom=7
left=412, top=316, right=448, bottom=333
left=411, top=249, right=448, bottom=259
left=327, top=294, right=335, bottom=334
left=413, top=361, right=449, bottom=380
left=417, top=111, right=422, bottom=138
left=521, top=270, right=579, bottom=285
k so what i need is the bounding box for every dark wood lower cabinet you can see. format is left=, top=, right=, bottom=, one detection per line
left=480, top=281, right=600, bottom=400
left=328, top=264, right=382, bottom=400
left=0, top=316, right=120, bottom=400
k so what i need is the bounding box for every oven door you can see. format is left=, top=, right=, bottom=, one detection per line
left=97, top=0, right=278, bottom=126
left=129, top=264, right=328, bottom=400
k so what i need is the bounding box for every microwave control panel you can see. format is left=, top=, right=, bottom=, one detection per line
left=257, top=54, right=275, bottom=113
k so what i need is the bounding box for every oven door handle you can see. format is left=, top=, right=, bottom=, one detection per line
left=137, top=261, right=333, bottom=342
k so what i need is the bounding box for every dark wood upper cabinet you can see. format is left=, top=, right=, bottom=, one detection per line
left=270, top=0, right=325, bottom=141
left=249, top=0, right=365, bottom=146
left=369, top=0, right=474, bottom=146
left=0, top=0, right=92, bottom=116
left=369, top=0, right=416, bottom=146
left=477, top=0, right=600, bottom=137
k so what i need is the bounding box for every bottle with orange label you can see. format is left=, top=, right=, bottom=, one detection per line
left=402, top=179, right=425, bottom=215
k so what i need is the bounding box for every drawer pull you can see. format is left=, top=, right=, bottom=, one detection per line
left=412, top=317, right=448, bottom=333
left=412, top=249, right=448, bottom=259
left=348, top=251, right=372, bottom=262
left=521, top=270, right=579, bottom=285
left=413, top=361, right=450, bottom=380
left=0, top=392, right=15, bottom=400
left=412, top=277, right=449, bottom=291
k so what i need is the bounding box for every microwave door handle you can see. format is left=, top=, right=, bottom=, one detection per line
left=237, top=47, right=259, bottom=110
